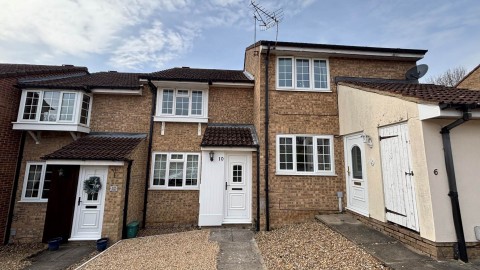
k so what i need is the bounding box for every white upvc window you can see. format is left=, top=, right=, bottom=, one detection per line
left=156, top=89, right=208, bottom=122
left=21, top=162, right=51, bottom=202
left=17, top=90, right=92, bottom=127
left=276, top=57, right=330, bottom=91
left=276, top=135, right=335, bottom=175
left=150, top=152, right=201, bottom=190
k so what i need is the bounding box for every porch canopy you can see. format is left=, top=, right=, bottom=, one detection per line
left=201, top=124, right=258, bottom=147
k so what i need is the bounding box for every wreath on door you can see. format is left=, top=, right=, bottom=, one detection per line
left=83, top=176, right=102, bottom=195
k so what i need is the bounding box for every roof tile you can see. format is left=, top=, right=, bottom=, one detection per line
left=201, top=124, right=258, bottom=147
left=144, top=68, right=252, bottom=83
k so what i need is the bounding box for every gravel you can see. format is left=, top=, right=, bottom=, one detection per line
left=0, top=243, right=46, bottom=270
left=79, top=229, right=218, bottom=270
left=137, top=225, right=196, bottom=237
left=255, top=222, right=389, bottom=270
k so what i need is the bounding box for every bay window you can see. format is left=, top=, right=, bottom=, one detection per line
left=276, top=57, right=329, bottom=91
left=151, top=153, right=200, bottom=189
left=276, top=135, right=335, bottom=175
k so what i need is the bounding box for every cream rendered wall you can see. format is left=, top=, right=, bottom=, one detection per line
left=338, top=85, right=436, bottom=241
left=422, top=119, right=480, bottom=242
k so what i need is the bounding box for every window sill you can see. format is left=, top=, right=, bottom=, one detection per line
left=149, top=187, right=200, bottom=191
left=153, top=116, right=208, bottom=123
left=275, top=171, right=337, bottom=177
left=19, top=199, right=48, bottom=203
left=12, top=122, right=90, bottom=133
left=276, top=88, right=332, bottom=93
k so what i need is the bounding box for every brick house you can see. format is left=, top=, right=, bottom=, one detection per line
left=457, top=64, right=480, bottom=89
left=0, top=64, right=88, bottom=244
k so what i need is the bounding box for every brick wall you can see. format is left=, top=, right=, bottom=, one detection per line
left=102, top=165, right=127, bottom=242
left=245, top=48, right=418, bottom=229
left=457, top=65, right=480, bottom=89
left=209, top=86, right=254, bottom=124
left=10, top=133, right=74, bottom=242
left=126, top=140, right=147, bottom=226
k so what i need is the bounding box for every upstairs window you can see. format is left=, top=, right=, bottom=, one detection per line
left=151, top=153, right=200, bottom=189
left=277, top=57, right=329, bottom=91
left=18, top=90, right=91, bottom=126
left=276, top=135, right=335, bottom=175
left=156, top=88, right=208, bottom=122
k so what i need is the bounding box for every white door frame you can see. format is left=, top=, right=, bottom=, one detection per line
left=222, top=152, right=252, bottom=224
left=344, top=133, right=369, bottom=216
left=70, top=166, right=108, bottom=240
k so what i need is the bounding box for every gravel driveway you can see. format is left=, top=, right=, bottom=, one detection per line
left=0, top=243, right=45, bottom=270
left=255, top=222, right=389, bottom=270
left=79, top=230, right=218, bottom=270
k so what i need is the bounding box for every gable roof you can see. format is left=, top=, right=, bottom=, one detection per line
left=201, top=124, right=258, bottom=147
left=456, top=64, right=480, bottom=88
left=42, top=133, right=146, bottom=161
left=338, top=80, right=480, bottom=108
left=18, top=71, right=144, bottom=90
left=247, top=40, right=427, bottom=58
left=142, top=67, right=252, bottom=83
left=0, top=63, right=87, bottom=79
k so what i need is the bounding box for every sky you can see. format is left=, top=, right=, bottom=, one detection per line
left=0, top=0, right=479, bottom=80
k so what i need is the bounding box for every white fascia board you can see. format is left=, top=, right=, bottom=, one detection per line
left=153, top=116, right=208, bottom=123
left=418, top=104, right=480, bottom=120
left=211, top=82, right=254, bottom=88
left=12, top=123, right=90, bottom=133
left=45, top=160, right=125, bottom=166
left=90, top=88, right=142, bottom=95
left=201, top=147, right=257, bottom=152
left=263, top=45, right=425, bottom=59
left=152, top=81, right=209, bottom=90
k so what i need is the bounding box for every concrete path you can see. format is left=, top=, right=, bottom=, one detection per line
left=209, top=228, right=265, bottom=270
left=317, top=214, right=480, bottom=270
left=25, top=242, right=95, bottom=270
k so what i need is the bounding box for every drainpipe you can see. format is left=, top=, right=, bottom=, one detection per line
left=440, top=109, right=471, bottom=262
left=4, top=131, right=26, bottom=244
left=122, top=160, right=133, bottom=239
left=256, top=145, right=260, bottom=231
left=142, top=81, right=157, bottom=229
left=264, top=44, right=271, bottom=231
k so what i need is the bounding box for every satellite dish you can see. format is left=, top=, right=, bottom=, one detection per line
left=405, top=64, right=428, bottom=80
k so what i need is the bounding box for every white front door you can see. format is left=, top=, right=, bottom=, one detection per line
left=345, top=134, right=369, bottom=216
left=70, top=166, right=108, bottom=240
left=223, top=153, right=251, bottom=223
left=379, top=123, right=419, bottom=231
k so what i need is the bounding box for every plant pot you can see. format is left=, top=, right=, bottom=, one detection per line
left=48, top=237, right=63, bottom=251
left=96, top=237, right=109, bottom=251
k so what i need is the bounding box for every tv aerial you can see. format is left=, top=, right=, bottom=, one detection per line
left=405, top=64, right=429, bottom=81
left=250, top=0, right=283, bottom=48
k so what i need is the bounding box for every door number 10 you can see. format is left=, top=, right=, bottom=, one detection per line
left=218, top=157, right=224, bottom=161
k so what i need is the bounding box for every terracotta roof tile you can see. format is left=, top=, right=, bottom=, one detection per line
left=201, top=124, right=258, bottom=147
left=143, top=68, right=252, bottom=83
left=19, top=71, right=143, bottom=90
left=43, top=133, right=146, bottom=161
left=0, top=63, right=87, bottom=78
left=339, top=80, right=480, bottom=107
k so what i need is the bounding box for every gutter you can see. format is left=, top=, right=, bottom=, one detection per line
left=264, top=44, right=271, bottom=231
left=4, top=131, right=26, bottom=244
left=256, top=145, right=260, bottom=231
left=440, top=109, right=471, bottom=262
left=142, top=81, right=157, bottom=228
left=121, top=160, right=133, bottom=238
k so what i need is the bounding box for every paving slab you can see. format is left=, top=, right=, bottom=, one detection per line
left=25, top=242, right=95, bottom=270
left=210, top=228, right=265, bottom=270
left=316, top=214, right=480, bottom=270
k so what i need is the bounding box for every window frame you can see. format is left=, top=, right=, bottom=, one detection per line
left=20, top=162, right=48, bottom=202
left=156, top=88, right=209, bottom=122
left=150, top=152, right=201, bottom=190
left=276, top=134, right=335, bottom=176
left=276, top=57, right=330, bottom=92
left=18, top=90, right=92, bottom=126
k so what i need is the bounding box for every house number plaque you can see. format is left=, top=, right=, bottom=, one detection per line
left=110, top=185, right=118, bottom=192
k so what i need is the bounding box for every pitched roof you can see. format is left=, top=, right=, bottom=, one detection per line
left=456, top=64, right=480, bottom=87
left=43, top=133, right=146, bottom=161
left=247, top=40, right=428, bottom=56
left=0, top=63, right=87, bottom=78
left=201, top=124, right=258, bottom=147
left=142, top=67, right=253, bottom=83
left=18, top=71, right=143, bottom=90
left=338, top=80, right=480, bottom=108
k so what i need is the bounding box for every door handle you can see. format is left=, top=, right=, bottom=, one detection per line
left=347, top=166, right=350, bottom=176
left=225, top=182, right=227, bottom=190
left=77, top=197, right=82, bottom=206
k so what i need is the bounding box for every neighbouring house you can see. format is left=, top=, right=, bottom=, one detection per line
left=457, top=64, right=480, bottom=89
left=0, top=64, right=88, bottom=244
left=14, top=40, right=480, bottom=261
left=338, top=79, right=480, bottom=260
